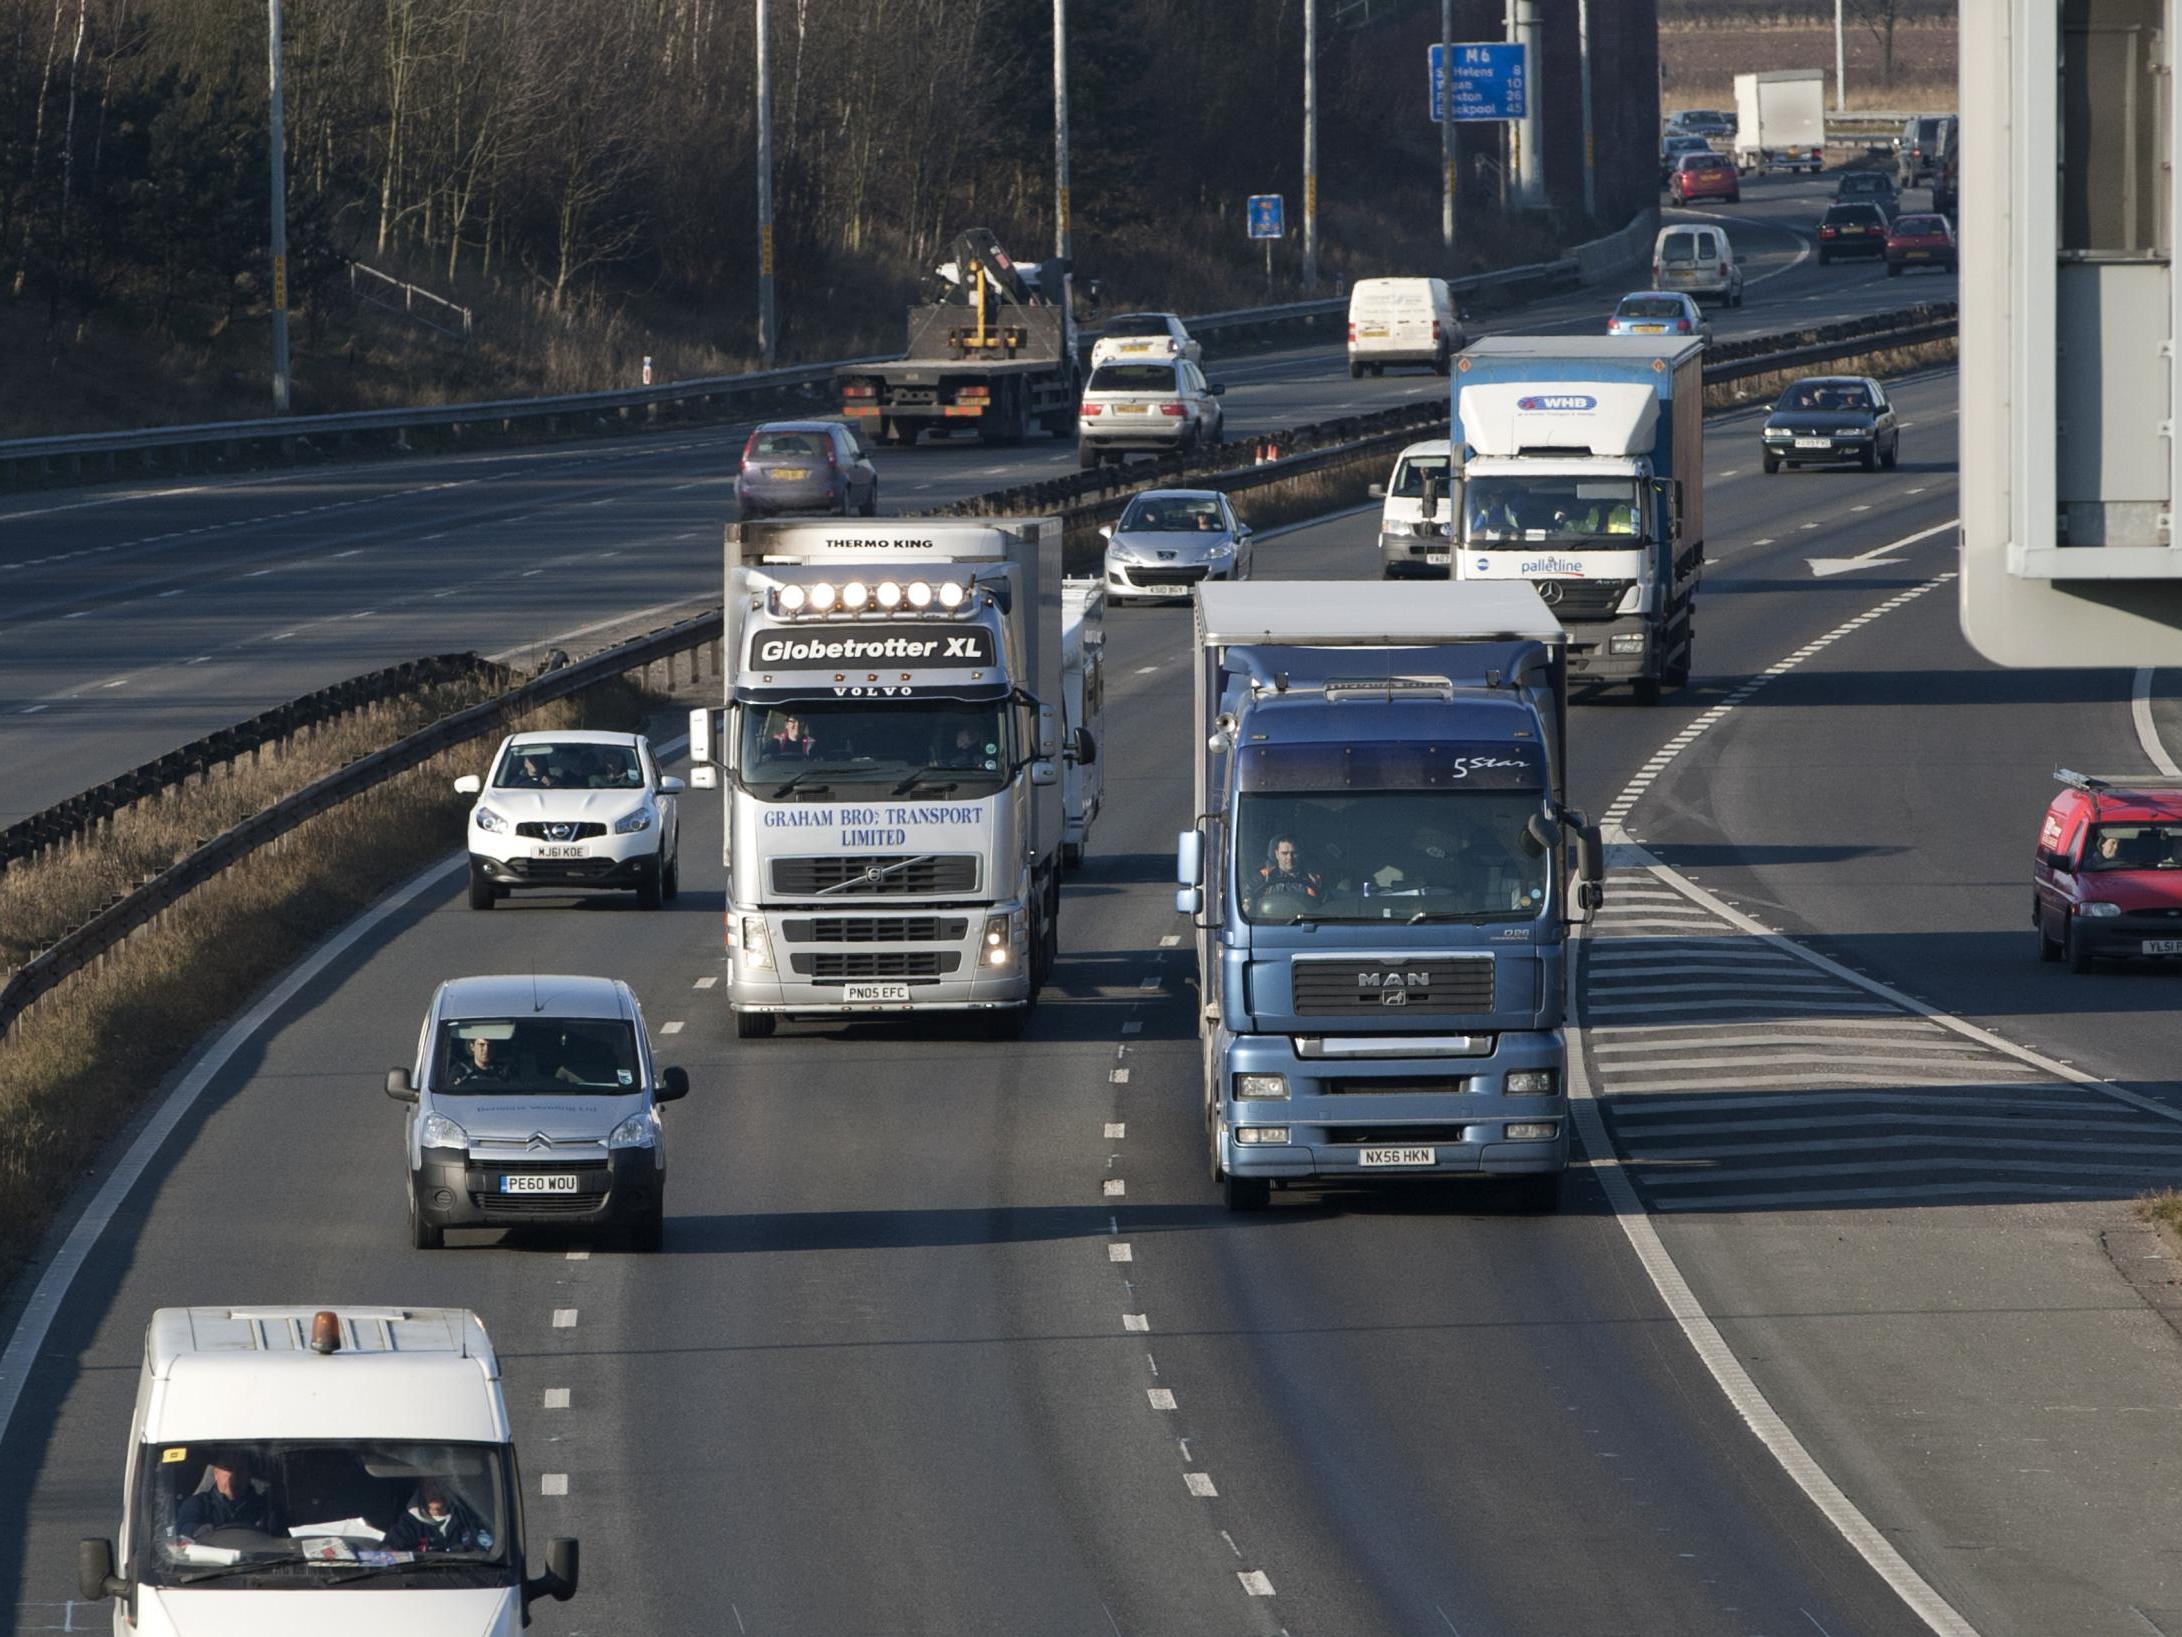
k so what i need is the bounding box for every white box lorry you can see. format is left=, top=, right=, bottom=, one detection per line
left=77, top=1305, right=576, bottom=1635
left=1734, top=69, right=1826, bottom=174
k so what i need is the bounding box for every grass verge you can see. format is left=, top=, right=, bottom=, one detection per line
left=1704, top=335, right=1959, bottom=412
left=2139, top=1190, right=2182, bottom=1252
left=0, top=676, right=653, bottom=1287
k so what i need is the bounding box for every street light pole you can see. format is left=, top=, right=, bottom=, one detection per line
left=1054, top=0, right=1070, bottom=262
left=1440, top=0, right=1456, bottom=254
left=266, top=0, right=290, bottom=414
left=755, top=0, right=776, bottom=367
left=1834, top=0, right=1847, bottom=112
left=1302, top=0, right=1318, bottom=289
left=1577, top=0, right=1595, bottom=218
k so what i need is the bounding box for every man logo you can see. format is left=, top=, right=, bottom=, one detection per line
left=1357, top=971, right=1431, bottom=990
left=1381, top=991, right=1409, bottom=1007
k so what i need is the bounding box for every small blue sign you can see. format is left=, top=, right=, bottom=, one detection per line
left=1430, top=42, right=1528, bottom=122
left=1246, top=194, right=1285, bottom=241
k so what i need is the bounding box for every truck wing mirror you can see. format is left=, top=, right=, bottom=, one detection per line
left=1176, top=828, right=1204, bottom=888
left=79, top=1538, right=127, bottom=1605
left=1036, top=703, right=1061, bottom=758
left=385, top=1067, right=417, bottom=1103
left=1070, top=727, right=1098, bottom=765
left=1420, top=473, right=1441, bottom=522
left=526, top=1537, right=579, bottom=1608
left=1572, top=824, right=1606, bottom=923
left=688, top=706, right=717, bottom=766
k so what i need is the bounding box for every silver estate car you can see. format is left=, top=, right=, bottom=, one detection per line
left=737, top=420, right=879, bottom=518
left=388, top=974, right=690, bottom=1252
left=1077, top=361, right=1225, bottom=467
left=1102, top=489, right=1254, bottom=602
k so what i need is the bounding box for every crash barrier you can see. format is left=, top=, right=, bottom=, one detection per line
left=0, top=213, right=1656, bottom=489
left=1, top=654, right=513, bottom=875
left=0, top=612, right=722, bottom=1039
left=944, top=301, right=1959, bottom=573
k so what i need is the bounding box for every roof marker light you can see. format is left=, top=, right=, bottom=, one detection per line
left=842, top=580, right=871, bottom=611
left=906, top=581, right=934, bottom=609
left=937, top=582, right=967, bottom=610
left=309, top=1311, right=342, bottom=1355
left=778, top=584, right=808, bottom=612
left=809, top=582, right=838, bottom=612
left=876, top=581, right=904, bottom=609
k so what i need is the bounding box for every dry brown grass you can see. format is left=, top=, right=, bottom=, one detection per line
left=2140, top=1190, right=2182, bottom=1247
left=0, top=676, right=651, bottom=1281
left=1706, top=335, right=1957, bottom=411
left=1661, top=22, right=1956, bottom=114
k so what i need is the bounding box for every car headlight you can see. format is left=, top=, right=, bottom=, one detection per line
left=473, top=806, right=508, bottom=833
left=614, top=806, right=655, bottom=834
left=1204, top=542, right=1235, bottom=558
left=1234, top=1073, right=1289, bottom=1101
left=2078, top=900, right=2123, bottom=918
left=608, top=1112, right=657, bottom=1149
left=420, top=1112, right=469, bottom=1150
left=1505, top=1070, right=1558, bottom=1095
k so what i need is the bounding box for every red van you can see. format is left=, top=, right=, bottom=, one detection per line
left=2033, top=771, right=2182, bottom=971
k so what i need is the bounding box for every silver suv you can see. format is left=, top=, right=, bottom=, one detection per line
left=388, top=975, right=688, bottom=1252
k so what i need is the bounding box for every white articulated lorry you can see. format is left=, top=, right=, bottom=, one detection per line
left=1733, top=69, right=1826, bottom=174
left=688, top=518, right=1097, bottom=1039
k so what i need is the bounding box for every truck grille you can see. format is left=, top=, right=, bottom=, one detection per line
left=1325, top=1077, right=1474, bottom=1096
left=1323, top=1125, right=1476, bottom=1145
left=515, top=821, right=607, bottom=840
left=1128, top=565, right=1211, bottom=588
left=771, top=855, right=979, bottom=896
left=1537, top=579, right=1631, bottom=620
left=791, top=950, right=963, bottom=979
left=779, top=917, right=970, bottom=944
left=1290, top=958, right=1495, bottom=1017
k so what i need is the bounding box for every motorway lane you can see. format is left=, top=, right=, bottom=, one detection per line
left=0, top=171, right=1950, bottom=820
left=5, top=369, right=1979, bottom=1632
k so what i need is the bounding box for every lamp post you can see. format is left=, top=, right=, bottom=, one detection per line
left=755, top=0, right=776, bottom=366
left=266, top=0, right=290, bottom=413
left=1302, top=0, right=1318, bottom=289
left=1054, top=0, right=1070, bottom=261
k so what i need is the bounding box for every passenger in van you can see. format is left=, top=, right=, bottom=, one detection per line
left=388, top=1475, right=494, bottom=1556
left=174, top=1450, right=278, bottom=1542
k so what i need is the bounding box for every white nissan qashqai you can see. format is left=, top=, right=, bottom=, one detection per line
left=454, top=730, right=683, bottom=910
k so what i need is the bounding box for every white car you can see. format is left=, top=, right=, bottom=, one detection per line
left=455, top=730, right=683, bottom=910
left=1090, top=312, right=1201, bottom=369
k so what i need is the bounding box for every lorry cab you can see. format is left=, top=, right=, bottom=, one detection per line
left=2034, top=770, right=2182, bottom=971
left=79, top=1305, right=576, bottom=1637
left=1368, top=438, right=1457, bottom=579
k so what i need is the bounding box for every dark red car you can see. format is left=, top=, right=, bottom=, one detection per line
left=1885, top=212, right=1957, bottom=276
left=2033, top=771, right=2182, bottom=970
left=1669, top=152, right=1741, bottom=206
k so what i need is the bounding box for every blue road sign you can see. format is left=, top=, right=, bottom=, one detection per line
left=1430, top=42, right=1527, bottom=122
left=1246, top=195, right=1285, bottom=240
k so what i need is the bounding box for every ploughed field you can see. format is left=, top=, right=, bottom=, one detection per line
left=1660, top=21, right=1957, bottom=113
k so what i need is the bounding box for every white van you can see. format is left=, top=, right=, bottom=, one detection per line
left=1366, top=438, right=1457, bottom=579
left=1348, top=277, right=1464, bottom=377
left=78, top=1305, right=577, bottom=1635
left=1651, top=223, right=1743, bottom=306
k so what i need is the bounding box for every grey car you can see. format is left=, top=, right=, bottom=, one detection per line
left=388, top=974, right=690, bottom=1252
left=1101, top=489, right=1253, bottom=602
left=1077, top=360, right=1225, bottom=467
left=737, top=420, right=879, bottom=518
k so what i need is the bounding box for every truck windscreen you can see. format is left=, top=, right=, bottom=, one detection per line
left=1465, top=476, right=1645, bottom=542
left=133, top=1438, right=515, bottom=1588
left=1236, top=790, right=1549, bottom=924
left=740, top=698, right=1015, bottom=797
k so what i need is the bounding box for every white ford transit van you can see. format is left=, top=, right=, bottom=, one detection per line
left=1348, top=278, right=1464, bottom=377
left=78, top=1304, right=577, bottom=1636
left=1367, top=439, right=1457, bottom=578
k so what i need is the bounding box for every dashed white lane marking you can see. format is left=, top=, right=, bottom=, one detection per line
left=333, top=548, right=362, bottom=558
left=1110, top=1068, right=1131, bottom=1083
left=1185, top=1473, right=1219, bottom=1497
left=1103, top=1178, right=1126, bottom=1197
left=1138, top=974, right=1163, bottom=990
left=1122, top=1021, right=1143, bottom=1035
left=243, top=568, right=272, bottom=577
left=1105, top=1122, right=1127, bottom=1139
left=694, top=975, right=718, bottom=989
left=1147, top=1388, right=1178, bottom=1411
left=521, top=568, right=543, bottom=577
left=551, top=1309, right=578, bottom=1328
left=1237, top=1570, right=1276, bottom=1597
left=158, top=587, right=184, bottom=597
left=543, top=1388, right=571, bottom=1410
left=18, top=704, right=46, bottom=714
left=1109, top=1243, right=1133, bottom=1262
left=1123, top=1313, right=1149, bottom=1332
left=1136, top=664, right=1161, bottom=674
left=540, top=1474, right=569, bottom=1496
left=1718, top=469, right=1740, bottom=479
left=100, top=678, right=128, bottom=689
left=62, top=610, right=90, bottom=619
left=1752, top=537, right=1774, bottom=546
left=565, top=1250, right=589, bottom=1261
left=660, top=1021, right=685, bottom=1035
left=1158, top=933, right=1181, bottom=947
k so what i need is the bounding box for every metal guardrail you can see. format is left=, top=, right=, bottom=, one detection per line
left=0, top=214, right=1651, bottom=487
left=0, top=611, right=721, bottom=1036
left=1, top=653, right=514, bottom=873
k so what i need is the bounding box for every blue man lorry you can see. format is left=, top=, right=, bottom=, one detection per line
left=1452, top=336, right=1706, bottom=702
left=1176, top=582, right=1604, bottom=1212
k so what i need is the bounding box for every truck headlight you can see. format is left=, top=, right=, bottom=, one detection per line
left=1234, top=1073, right=1289, bottom=1101
left=608, top=1112, right=657, bottom=1149
left=1505, top=1070, right=1558, bottom=1096
left=1235, top=1126, right=1290, bottom=1144
left=1609, top=633, right=1647, bottom=654
left=2078, top=900, right=2122, bottom=918
left=420, top=1113, right=469, bottom=1150
left=473, top=806, right=508, bottom=834
left=982, top=912, right=1016, bottom=967
left=738, top=916, right=775, bottom=970
left=614, top=806, right=655, bottom=834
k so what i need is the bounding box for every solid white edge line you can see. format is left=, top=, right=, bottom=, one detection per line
left=0, top=731, right=694, bottom=1450
left=1568, top=964, right=1981, bottom=1637
left=2131, top=668, right=2182, bottom=777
